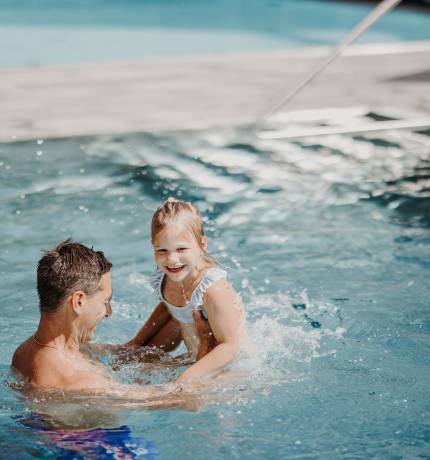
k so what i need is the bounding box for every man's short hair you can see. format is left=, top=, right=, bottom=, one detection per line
left=37, top=239, right=112, bottom=314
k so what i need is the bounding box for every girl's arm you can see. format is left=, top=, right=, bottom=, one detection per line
left=176, top=279, right=244, bottom=382
left=193, top=310, right=218, bottom=360
left=124, top=302, right=174, bottom=348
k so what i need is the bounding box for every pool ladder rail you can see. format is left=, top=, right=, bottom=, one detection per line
left=254, top=0, right=430, bottom=139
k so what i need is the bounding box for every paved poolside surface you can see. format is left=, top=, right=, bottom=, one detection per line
left=1, top=41, right=429, bottom=142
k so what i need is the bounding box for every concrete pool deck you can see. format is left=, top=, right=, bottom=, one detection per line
left=1, top=41, right=430, bottom=142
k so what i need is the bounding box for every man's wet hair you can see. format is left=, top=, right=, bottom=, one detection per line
left=37, top=239, right=112, bottom=314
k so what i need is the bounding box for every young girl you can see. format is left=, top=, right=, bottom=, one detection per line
left=126, top=198, right=246, bottom=382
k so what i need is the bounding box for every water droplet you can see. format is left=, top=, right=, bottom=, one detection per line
left=36, top=150, right=43, bottom=156
left=37, top=139, right=44, bottom=145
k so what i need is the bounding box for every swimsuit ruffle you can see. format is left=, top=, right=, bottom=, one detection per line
left=149, top=267, right=227, bottom=324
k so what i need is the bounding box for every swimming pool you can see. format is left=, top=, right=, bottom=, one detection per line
left=0, top=118, right=429, bottom=457
left=1, top=0, right=430, bottom=66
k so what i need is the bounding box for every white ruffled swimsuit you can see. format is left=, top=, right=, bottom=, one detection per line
left=150, top=267, right=227, bottom=355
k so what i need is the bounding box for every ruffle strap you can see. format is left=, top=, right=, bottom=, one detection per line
left=150, top=268, right=164, bottom=298
left=190, top=267, right=227, bottom=307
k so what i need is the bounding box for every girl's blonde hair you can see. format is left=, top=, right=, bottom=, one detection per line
left=151, top=198, right=216, bottom=266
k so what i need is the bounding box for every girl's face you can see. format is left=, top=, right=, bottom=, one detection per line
left=153, top=223, right=207, bottom=283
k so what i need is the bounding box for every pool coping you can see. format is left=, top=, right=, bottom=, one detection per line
left=1, top=40, right=429, bottom=143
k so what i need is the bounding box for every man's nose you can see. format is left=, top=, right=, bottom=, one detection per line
left=105, top=301, right=112, bottom=317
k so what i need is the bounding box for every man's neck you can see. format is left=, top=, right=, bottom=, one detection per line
left=35, top=313, right=81, bottom=354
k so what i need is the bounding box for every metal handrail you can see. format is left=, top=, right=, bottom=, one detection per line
left=255, top=0, right=403, bottom=130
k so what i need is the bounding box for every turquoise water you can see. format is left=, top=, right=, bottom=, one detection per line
left=0, top=118, right=429, bottom=458
left=1, top=0, right=430, bottom=66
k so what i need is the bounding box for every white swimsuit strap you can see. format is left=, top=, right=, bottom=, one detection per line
left=189, top=267, right=227, bottom=308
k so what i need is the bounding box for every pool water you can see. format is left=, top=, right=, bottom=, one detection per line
left=1, top=0, right=430, bottom=66
left=0, top=117, right=429, bottom=458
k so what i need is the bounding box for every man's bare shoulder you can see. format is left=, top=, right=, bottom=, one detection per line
left=12, top=340, right=68, bottom=388
left=12, top=338, right=33, bottom=375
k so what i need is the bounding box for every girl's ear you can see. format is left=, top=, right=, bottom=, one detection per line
left=71, top=291, right=86, bottom=315
left=201, top=236, right=208, bottom=252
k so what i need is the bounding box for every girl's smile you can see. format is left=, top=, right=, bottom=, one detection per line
left=165, top=264, right=186, bottom=274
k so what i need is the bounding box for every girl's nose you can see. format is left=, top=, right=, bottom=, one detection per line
left=166, top=252, right=179, bottom=263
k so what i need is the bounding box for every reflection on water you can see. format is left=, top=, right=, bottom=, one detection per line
left=16, top=413, right=157, bottom=460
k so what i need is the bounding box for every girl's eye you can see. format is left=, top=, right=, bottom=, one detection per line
left=177, top=248, right=188, bottom=252
left=157, top=249, right=167, bottom=253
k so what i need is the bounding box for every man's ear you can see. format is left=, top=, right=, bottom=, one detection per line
left=71, top=291, right=86, bottom=315
left=201, top=236, right=208, bottom=252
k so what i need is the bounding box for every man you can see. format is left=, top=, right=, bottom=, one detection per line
left=12, top=240, right=212, bottom=398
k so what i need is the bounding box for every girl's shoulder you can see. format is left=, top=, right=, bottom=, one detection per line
left=191, top=266, right=228, bottom=307
left=201, top=265, right=227, bottom=283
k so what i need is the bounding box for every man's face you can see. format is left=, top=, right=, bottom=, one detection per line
left=80, top=272, right=112, bottom=342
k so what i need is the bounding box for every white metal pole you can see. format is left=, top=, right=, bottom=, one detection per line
left=255, top=0, right=403, bottom=129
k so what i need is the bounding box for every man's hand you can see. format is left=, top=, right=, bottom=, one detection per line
left=193, top=310, right=217, bottom=361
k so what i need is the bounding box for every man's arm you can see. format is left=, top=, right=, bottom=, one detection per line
left=32, top=352, right=193, bottom=408
left=61, top=369, right=202, bottom=410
